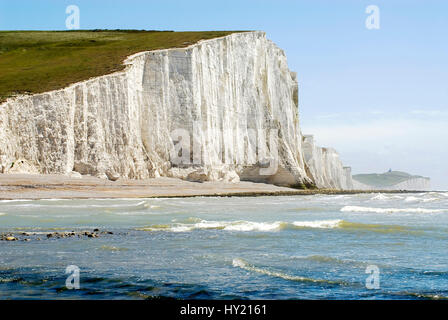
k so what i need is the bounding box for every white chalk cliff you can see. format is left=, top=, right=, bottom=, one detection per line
left=302, top=135, right=353, bottom=190
left=0, top=31, right=353, bottom=189
left=352, top=173, right=431, bottom=191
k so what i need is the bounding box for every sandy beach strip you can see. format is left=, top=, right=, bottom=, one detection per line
left=0, top=174, right=423, bottom=200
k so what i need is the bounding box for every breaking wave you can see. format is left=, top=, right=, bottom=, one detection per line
left=0, top=199, right=32, bottom=203
left=341, top=206, right=447, bottom=214
left=404, top=196, right=442, bottom=203
left=369, top=192, right=448, bottom=204
left=370, top=194, right=404, bottom=201
left=292, top=219, right=342, bottom=229
left=137, top=220, right=286, bottom=232
left=1, top=200, right=157, bottom=210
left=137, top=218, right=413, bottom=234
left=232, top=258, right=349, bottom=286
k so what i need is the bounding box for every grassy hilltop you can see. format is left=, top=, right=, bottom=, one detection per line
left=0, top=30, right=239, bottom=102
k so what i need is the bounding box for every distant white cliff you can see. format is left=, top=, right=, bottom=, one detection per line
left=352, top=171, right=431, bottom=191
left=0, top=31, right=353, bottom=189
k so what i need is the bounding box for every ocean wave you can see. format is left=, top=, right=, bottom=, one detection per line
left=370, top=194, right=403, bottom=201
left=370, top=193, right=447, bottom=204
left=99, top=245, right=129, bottom=252
left=303, top=255, right=369, bottom=267
left=339, top=221, right=415, bottom=234
left=137, top=220, right=286, bottom=232
left=404, top=196, right=442, bottom=203
left=341, top=205, right=446, bottom=214
left=404, top=196, right=419, bottom=203
left=137, top=218, right=413, bottom=234
left=139, top=219, right=335, bottom=233
left=224, top=221, right=284, bottom=232
left=370, top=194, right=390, bottom=201
left=292, top=219, right=342, bottom=229
left=2, top=200, right=156, bottom=211
left=0, top=199, right=32, bottom=203
left=232, top=258, right=348, bottom=286
left=0, top=212, right=6, bottom=216
left=102, top=201, right=162, bottom=214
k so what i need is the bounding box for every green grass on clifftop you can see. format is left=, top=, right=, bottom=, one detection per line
left=0, top=30, right=240, bottom=102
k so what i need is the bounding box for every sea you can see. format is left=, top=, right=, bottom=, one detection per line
left=1, top=192, right=448, bottom=300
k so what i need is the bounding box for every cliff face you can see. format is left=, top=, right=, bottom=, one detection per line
left=388, top=178, right=431, bottom=191
left=0, top=31, right=352, bottom=189
left=343, top=167, right=354, bottom=190
left=302, top=135, right=353, bottom=190
left=353, top=173, right=431, bottom=191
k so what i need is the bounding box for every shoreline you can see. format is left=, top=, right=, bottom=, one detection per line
left=0, top=174, right=430, bottom=200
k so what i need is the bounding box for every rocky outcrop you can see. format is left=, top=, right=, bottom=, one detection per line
left=0, top=31, right=352, bottom=189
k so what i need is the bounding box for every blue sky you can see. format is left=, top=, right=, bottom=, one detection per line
left=1, top=0, right=447, bottom=189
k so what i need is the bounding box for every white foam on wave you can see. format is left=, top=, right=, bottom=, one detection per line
left=138, top=219, right=349, bottom=233
left=192, top=220, right=283, bottom=232
left=404, top=196, right=420, bottom=203
left=87, top=201, right=150, bottom=208
left=224, top=221, right=283, bottom=232
left=370, top=194, right=404, bottom=201
left=327, top=195, right=348, bottom=200
left=292, top=219, right=342, bottom=229
left=232, top=258, right=347, bottom=285
left=341, top=206, right=446, bottom=214
left=405, top=195, right=441, bottom=203
left=0, top=212, right=6, bottom=216
left=232, top=258, right=309, bottom=281
left=371, top=194, right=389, bottom=201
left=2, top=200, right=154, bottom=210
left=171, top=226, right=195, bottom=232
left=138, top=219, right=285, bottom=232
left=422, top=198, right=441, bottom=203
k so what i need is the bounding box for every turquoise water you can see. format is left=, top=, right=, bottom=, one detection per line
left=1, top=192, right=448, bottom=300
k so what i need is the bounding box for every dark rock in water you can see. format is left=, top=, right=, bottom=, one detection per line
left=2, top=229, right=114, bottom=242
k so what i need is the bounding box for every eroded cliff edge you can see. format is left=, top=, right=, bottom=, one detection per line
left=0, top=31, right=352, bottom=189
